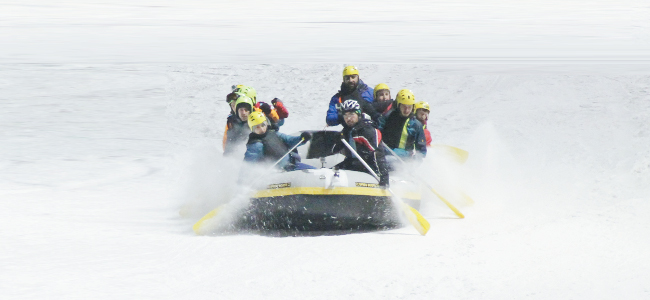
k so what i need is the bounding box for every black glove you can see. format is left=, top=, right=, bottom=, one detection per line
left=259, top=102, right=272, bottom=115
left=271, top=98, right=282, bottom=106
left=300, top=131, right=312, bottom=141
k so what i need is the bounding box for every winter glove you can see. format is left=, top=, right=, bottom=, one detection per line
left=259, top=102, right=272, bottom=115
left=300, top=131, right=312, bottom=141
left=271, top=98, right=282, bottom=106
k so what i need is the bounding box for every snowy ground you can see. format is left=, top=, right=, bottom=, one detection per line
left=2, top=1, right=650, bottom=299
left=3, top=63, right=649, bottom=299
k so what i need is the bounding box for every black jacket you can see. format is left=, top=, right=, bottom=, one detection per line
left=224, top=114, right=251, bottom=156
left=333, top=119, right=389, bottom=186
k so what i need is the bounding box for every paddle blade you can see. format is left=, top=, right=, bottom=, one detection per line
left=430, top=188, right=465, bottom=219
left=431, top=144, right=469, bottom=164
left=402, top=203, right=431, bottom=236
left=192, top=206, right=225, bottom=235
left=306, top=131, right=340, bottom=159
left=460, top=190, right=475, bottom=206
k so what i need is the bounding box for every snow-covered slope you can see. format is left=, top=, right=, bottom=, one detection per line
left=2, top=63, right=649, bottom=299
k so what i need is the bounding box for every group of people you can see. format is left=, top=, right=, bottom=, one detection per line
left=222, top=66, right=433, bottom=186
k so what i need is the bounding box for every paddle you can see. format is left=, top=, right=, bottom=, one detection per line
left=193, top=137, right=306, bottom=235
left=431, top=144, right=469, bottom=164
left=382, top=142, right=465, bottom=219
left=340, top=138, right=431, bottom=235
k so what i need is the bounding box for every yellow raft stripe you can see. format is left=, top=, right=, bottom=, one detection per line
left=253, top=187, right=391, bottom=198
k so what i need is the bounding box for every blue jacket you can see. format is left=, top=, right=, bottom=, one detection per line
left=326, top=80, right=375, bottom=126
left=244, top=130, right=303, bottom=170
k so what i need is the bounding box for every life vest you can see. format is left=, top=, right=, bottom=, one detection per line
left=247, top=130, right=291, bottom=163
left=381, top=111, right=409, bottom=149
left=382, top=110, right=418, bottom=152
left=223, top=116, right=251, bottom=154
left=398, top=120, right=409, bottom=149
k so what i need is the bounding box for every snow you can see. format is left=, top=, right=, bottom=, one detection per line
left=2, top=1, right=650, bottom=299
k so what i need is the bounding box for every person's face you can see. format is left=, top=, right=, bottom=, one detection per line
left=238, top=107, right=251, bottom=122
left=252, top=122, right=267, bottom=135
left=343, top=75, right=359, bottom=89
left=416, top=109, right=429, bottom=125
left=376, top=90, right=391, bottom=102
left=343, top=111, right=359, bottom=127
left=399, top=104, right=413, bottom=117
left=229, top=101, right=237, bottom=113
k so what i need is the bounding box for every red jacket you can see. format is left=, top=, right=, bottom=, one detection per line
left=423, top=126, right=432, bottom=146
left=273, top=100, right=289, bottom=119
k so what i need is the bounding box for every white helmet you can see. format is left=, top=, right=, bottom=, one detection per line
left=341, top=99, right=361, bottom=114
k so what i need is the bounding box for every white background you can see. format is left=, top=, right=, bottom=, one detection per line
left=1, top=1, right=650, bottom=299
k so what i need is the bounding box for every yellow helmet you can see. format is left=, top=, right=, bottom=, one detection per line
left=235, top=85, right=257, bottom=104
left=248, top=111, right=267, bottom=130
left=415, top=101, right=430, bottom=111
left=234, top=94, right=254, bottom=112
left=396, top=89, right=416, bottom=106
left=373, top=83, right=390, bottom=98
left=342, top=66, right=359, bottom=77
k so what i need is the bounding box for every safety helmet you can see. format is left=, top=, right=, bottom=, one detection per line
left=395, top=89, right=416, bottom=106
left=415, top=101, right=430, bottom=111
left=341, top=99, right=361, bottom=115
left=235, top=85, right=257, bottom=104
left=373, top=83, right=390, bottom=98
left=248, top=111, right=267, bottom=130
left=342, top=66, right=359, bottom=77
left=231, top=84, right=244, bottom=91
left=234, top=94, right=254, bottom=113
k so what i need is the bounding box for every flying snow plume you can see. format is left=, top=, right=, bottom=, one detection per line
left=175, top=142, right=248, bottom=219
left=174, top=140, right=297, bottom=234
left=462, top=122, right=523, bottom=211
left=409, top=121, right=528, bottom=220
